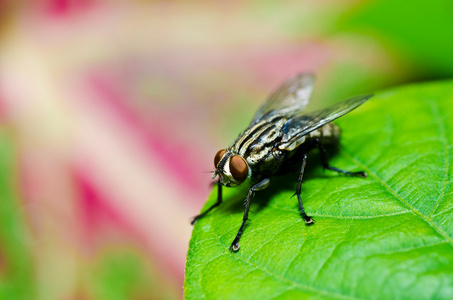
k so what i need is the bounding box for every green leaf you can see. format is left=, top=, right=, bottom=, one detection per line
left=185, top=80, right=453, bottom=299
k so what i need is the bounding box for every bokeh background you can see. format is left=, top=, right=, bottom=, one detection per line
left=0, top=0, right=452, bottom=299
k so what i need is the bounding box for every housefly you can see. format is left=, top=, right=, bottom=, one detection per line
left=192, top=73, right=372, bottom=252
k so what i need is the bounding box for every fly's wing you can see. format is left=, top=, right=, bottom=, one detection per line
left=251, top=73, right=315, bottom=122
left=279, top=94, right=372, bottom=150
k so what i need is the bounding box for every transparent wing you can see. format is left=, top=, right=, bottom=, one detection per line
left=251, top=73, right=315, bottom=122
left=280, top=94, right=373, bottom=147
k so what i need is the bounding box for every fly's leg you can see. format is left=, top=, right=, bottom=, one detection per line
left=314, top=138, right=367, bottom=178
left=230, top=178, right=270, bottom=252
left=191, top=181, right=222, bottom=225
left=296, top=154, right=315, bottom=225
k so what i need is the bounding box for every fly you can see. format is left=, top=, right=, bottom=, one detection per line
left=192, top=73, right=372, bottom=252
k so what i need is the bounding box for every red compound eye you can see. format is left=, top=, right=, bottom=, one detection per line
left=214, top=149, right=226, bottom=167
left=229, top=155, right=248, bottom=182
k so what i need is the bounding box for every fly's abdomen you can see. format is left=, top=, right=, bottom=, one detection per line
left=307, top=122, right=340, bottom=146
left=277, top=122, right=340, bottom=153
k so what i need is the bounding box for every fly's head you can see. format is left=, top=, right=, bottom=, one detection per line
left=213, top=149, right=249, bottom=187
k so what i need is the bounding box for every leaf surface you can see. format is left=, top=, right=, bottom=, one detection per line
left=185, top=80, right=453, bottom=300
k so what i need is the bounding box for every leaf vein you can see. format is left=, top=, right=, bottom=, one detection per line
left=267, top=203, right=412, bottom=219
left=212, top=222, right=361, bottom=300
left=427, top=99, right=450, bottom=219
left=340, top=150, right=453, bottom=246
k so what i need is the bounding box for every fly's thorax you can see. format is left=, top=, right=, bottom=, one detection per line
left=229, top=115, right=287, bottom=164
left=213, top=149, right=251, bottom=187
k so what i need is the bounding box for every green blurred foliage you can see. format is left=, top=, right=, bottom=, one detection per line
left=337, top=0, right=453, bottom=77
left=0, top=131, right=34, bottom=300
left=0, top=130, right=178, bottom=299
left=86, top=250, right=177, bottom=300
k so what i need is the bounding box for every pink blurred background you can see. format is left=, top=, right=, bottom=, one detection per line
left=0, top=0, right=451, bottom=299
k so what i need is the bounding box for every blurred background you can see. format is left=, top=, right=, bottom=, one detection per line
left=0, top=0, right=452, bottom=299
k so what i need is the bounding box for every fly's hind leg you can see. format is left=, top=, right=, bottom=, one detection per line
left=191, top=181, right=223, bottom=225
left=314, top=138, right=367, bottom=178
left=296, top=154, right=315, bottom=225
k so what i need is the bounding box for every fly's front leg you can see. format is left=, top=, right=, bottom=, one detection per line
left=296, top=154, right=315, bottom=225
left=191, top=181, right=222, bottom=225
left=230, top=178, right=270, bottom=252
left=314, top=138, right=367, bottom=178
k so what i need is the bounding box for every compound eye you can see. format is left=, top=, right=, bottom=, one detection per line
left=229, top=155, right=248, bottom=182
left=214, top=149, right=226, bottom=167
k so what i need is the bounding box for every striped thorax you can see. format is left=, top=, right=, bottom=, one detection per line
left=214, top=115, right=340, bottom=187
